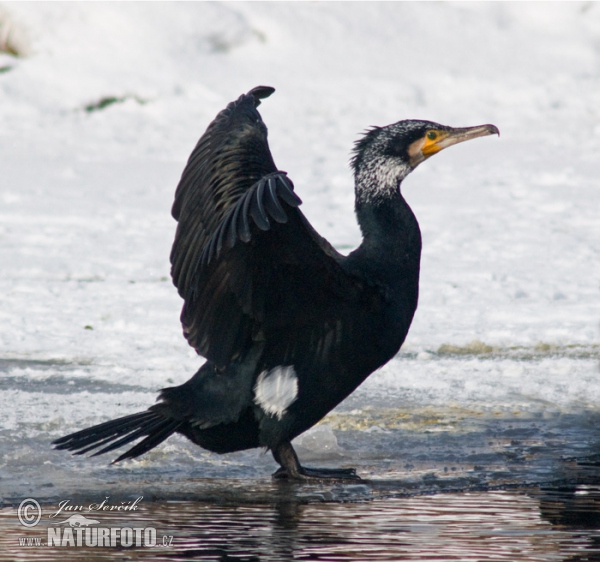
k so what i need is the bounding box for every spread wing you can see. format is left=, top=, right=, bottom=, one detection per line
left=170, top=87, right=387, bottom=376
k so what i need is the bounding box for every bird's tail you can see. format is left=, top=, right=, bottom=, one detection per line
left=52, top=409, right=183, bottom=463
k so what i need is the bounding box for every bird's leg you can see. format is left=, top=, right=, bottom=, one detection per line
left=271, top=441, right=362, bottom=481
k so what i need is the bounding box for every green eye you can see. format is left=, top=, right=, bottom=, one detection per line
left=426, top=131, right=438, bottom=141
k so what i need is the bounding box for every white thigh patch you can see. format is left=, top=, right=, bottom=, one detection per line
left=253, top=365, right=298, bottom=420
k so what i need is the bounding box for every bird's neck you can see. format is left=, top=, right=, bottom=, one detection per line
left=348, top=184, right=422, bottom=297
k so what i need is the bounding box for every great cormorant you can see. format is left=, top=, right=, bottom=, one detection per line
left=53, top=86, right=498, bottom=480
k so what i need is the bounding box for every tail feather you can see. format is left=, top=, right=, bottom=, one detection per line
left=53, top=411, right=156, bottom=452
left=52, top=410, right=182, bottom=463
left=112, top=420, right=182, bottom=463
left=90, top=416, right=170, bottom=458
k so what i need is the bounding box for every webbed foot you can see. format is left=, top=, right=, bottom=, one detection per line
left=271, top=441, right=362, bottom=481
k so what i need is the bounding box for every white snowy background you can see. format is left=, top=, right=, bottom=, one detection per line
left=0, top=2, right=599, bottom=500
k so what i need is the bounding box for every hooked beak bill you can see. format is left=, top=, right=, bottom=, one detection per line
left=409, top=124, right=499, bottom=167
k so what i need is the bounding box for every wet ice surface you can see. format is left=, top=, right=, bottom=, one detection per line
left=2, top=351, right=600, bottom=505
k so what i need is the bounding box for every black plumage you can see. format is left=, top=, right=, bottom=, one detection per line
left=54, top=86, right=498, bottom=479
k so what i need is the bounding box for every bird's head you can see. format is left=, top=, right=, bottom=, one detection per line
left=351, top=120, right=499, bottom=204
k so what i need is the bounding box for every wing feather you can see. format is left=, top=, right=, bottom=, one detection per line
left=170, top=87, right=389, bottom=376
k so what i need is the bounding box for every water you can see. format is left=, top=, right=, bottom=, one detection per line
left=3, top=485, right=600, bottom=561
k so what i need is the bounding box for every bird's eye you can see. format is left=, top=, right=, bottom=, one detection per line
left=426, top=131, right=438, bottom=141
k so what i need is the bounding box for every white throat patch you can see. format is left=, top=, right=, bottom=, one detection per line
left=254, top=365, right=298, bottom=420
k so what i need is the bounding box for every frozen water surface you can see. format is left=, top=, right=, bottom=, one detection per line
left=1, top=2, right=599, bottom=560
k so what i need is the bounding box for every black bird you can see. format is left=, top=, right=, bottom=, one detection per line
left=53, top=86, right=498, bottom=480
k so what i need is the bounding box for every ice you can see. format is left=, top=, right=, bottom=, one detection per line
left=293, top=425, right=344, bottom=460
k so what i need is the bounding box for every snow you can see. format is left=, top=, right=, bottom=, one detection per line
left=0, top=2, right=599, bottom=501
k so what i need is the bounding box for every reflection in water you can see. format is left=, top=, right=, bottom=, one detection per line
left=3, top=486, right=600, bottom=561
left=538, top=485, right=600, bottom=527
